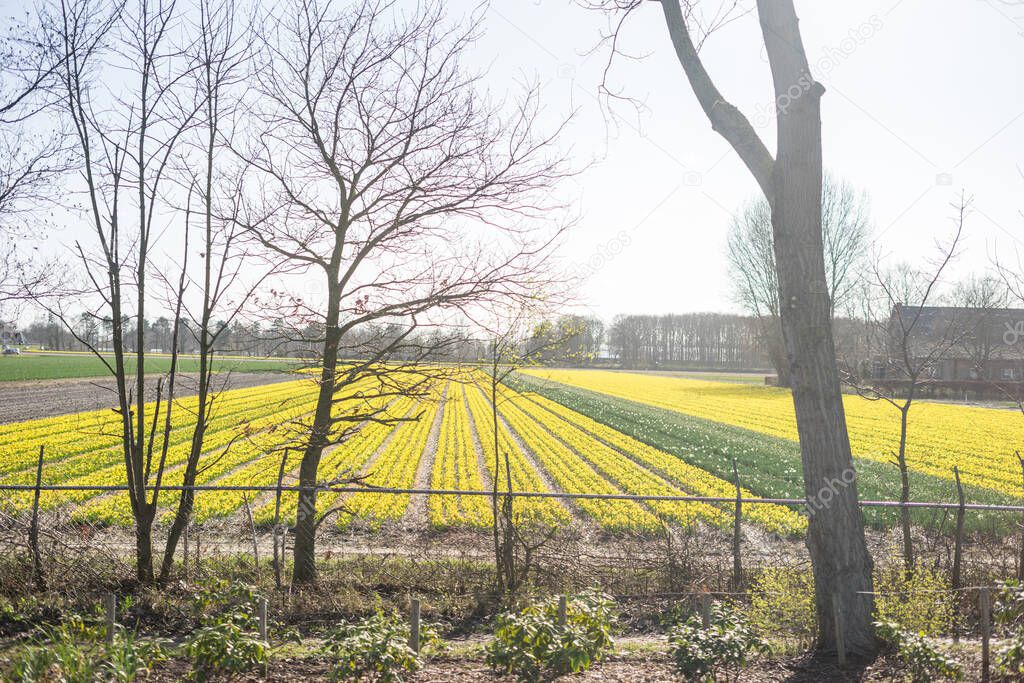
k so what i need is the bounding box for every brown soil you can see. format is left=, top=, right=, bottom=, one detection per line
left=146, top=649, right=986, bottom=682
left=0, top=372, right=298, bottom=424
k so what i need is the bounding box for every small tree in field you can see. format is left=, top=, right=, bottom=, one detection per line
left=474, top=309, right=581, bottom=598
left=844, top=200, right=968, bottom=573
left=236, top=0, right=569, bottom=585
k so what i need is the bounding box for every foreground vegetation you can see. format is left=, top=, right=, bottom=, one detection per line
left=0, top=548, right=1016, bottom=681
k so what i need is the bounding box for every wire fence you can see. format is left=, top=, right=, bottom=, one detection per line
left=3, top=482, right=1024, bottom=512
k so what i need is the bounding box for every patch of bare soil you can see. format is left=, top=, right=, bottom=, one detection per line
left=0, top=372, right=298, bottom=424
left=146, top=650, right=988, bottom=682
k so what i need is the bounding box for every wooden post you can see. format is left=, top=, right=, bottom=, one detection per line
left=1017, top=453, right=1024, bottom=583
left=105, top=593, right=117, bottom=645
left=731, top=458, right=742, bottom=590
left=258, top=598, right=268, bottom=641
left=952, top=467, right=965, bottom=592
left=273, top=450, right=288, bottom=590
left=832, top=593, right=846, bottom=668
left=243, top=490, right=260, bottom=582
left=700, top=594, right=711, bottom=629
left=557, top=595, right=567, bottom=627
left=183, top=523, right=189, bottom=582
left=952, top=465, right=966, bottom=644
left=409, top=598, right=421, bottom=654
left=980, top=587, right=991, bottom=683
left=29, top=445, right=45, bottom=590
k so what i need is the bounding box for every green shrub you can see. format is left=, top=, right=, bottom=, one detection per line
left=994, top=581, right=1024, bottom=676
left=185, top=582, right=268, bottom=681
left=322, top=610, right=443, bottom=682
left=747, top=566, right=816, bottom=650
left=485, top=590, right=615, bottom=682
left=185, top=618, right=268, bottom=682
left=9, top=613, right=166, bottom=683
left=875, top=564, right=953, bottom=637
left=668, top=601, right=768, bottom=683
left=875, top=619, right=962, bottom=682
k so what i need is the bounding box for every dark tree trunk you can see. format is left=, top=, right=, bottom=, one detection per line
left=759, top=0, right=876, bottom=656
left=292, top=281, right=342, bottom=585
left=897, top=406, right=914, bottom=574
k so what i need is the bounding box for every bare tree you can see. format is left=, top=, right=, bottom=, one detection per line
left=588, top=0, right=877, bottom=654
left=43, top=0, right=201, bottom=582
left=236, top=0, right=569, bottom=584
left=0, top=4, right=72, bottom=316
left=844, top=201, right=967, bottom=573
left=156, top=0, right=272, bottom=583
left=473, top=307, right=580, bottom=598
left=728, top=174, right=870, bottom=387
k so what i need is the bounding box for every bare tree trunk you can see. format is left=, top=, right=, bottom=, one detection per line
left=758, top=0, right=876, bottom=657
left=897, top=406, right=914, bottom=574
left=293, top=281, right=342, bottom=585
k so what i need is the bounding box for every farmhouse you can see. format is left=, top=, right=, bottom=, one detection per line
left=888, top=304, right=1024, bottom=381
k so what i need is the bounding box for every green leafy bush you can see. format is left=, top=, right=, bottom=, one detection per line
left=485, top=590, right=616, bottom=682
left=875, top=619, right=962, bottom=682
left=322, top=610, right=443, bottom=682
left=994, top=581, right=1024, bottom=676
left=185, top=582, right=268, bottom=681
left=747, top=566, right=816, bottom=650
left=9, top=613, right=166, bottom=683
left=875, top=564, right=953, bottom=637
left=668, top=601, right=768, bottom=683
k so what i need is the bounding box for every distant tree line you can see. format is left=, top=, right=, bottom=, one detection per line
left=605, top=313, right=767, bottom=370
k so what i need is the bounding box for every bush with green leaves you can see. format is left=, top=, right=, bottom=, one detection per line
left=485, top=590, right=616, bottom=682
left=874, top=564, right=953, bottom=637
left=322, top=609, right=443, bottom=682
left=668, top=601, right=768, bottom=683
left=185, top=581, right=268, bottom=681
left=9, top=612, right=166, bottom=683
left=747, top=566, right=816, bottom=650
left=875, top=619, right=962, bottom=682
left=994, top=580, right=1024, bottom=676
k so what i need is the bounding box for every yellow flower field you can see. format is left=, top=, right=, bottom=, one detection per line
left=520, top=368, right=1024, bottom=499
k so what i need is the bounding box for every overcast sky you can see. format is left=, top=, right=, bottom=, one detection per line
left=14, top=0, right=1024, bottom=324
left=451, top=0, right=1024, bottom=319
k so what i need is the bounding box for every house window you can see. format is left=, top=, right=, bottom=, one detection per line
left=1002, top=367, right=1022, bottom=381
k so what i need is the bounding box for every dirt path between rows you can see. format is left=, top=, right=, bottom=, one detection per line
left=0, top=372, right=300, bottom=424
left=407, top=384, right=447, bottom=527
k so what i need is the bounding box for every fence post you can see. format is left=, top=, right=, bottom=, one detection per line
left=700, top=594, right=711, bottom=629
left=273, top=450, right=289, bottom=591
left=981, top=587, right=991, bottom=683
left=731, top=458, right=742, bottom=590
left=183, top=523, right=189, bottom=582
left=557, top=595, right=567, bottom=627
left=258, top=598, right=268, bottom=641
left=30, top=444, right=45, bottom=590
left=1017, top=453, right=1024, bottom=583
left=105, top=593, right=117, bottom=645
left=832, top=593, right=846, bottom=668
left=409, top=598, right=421, bottom=654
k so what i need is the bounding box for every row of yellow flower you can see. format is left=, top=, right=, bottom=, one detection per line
left=520, top=368, right=1024, bottom=499
left=252, top=395, right=421, bottom=527
left=463, top=381, right=570, bottom=527
left=517, top=390, right=807, bottom=536
left=0, top=380, right=315, bottom=480
left=429, top=383, right=492, bottom=530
